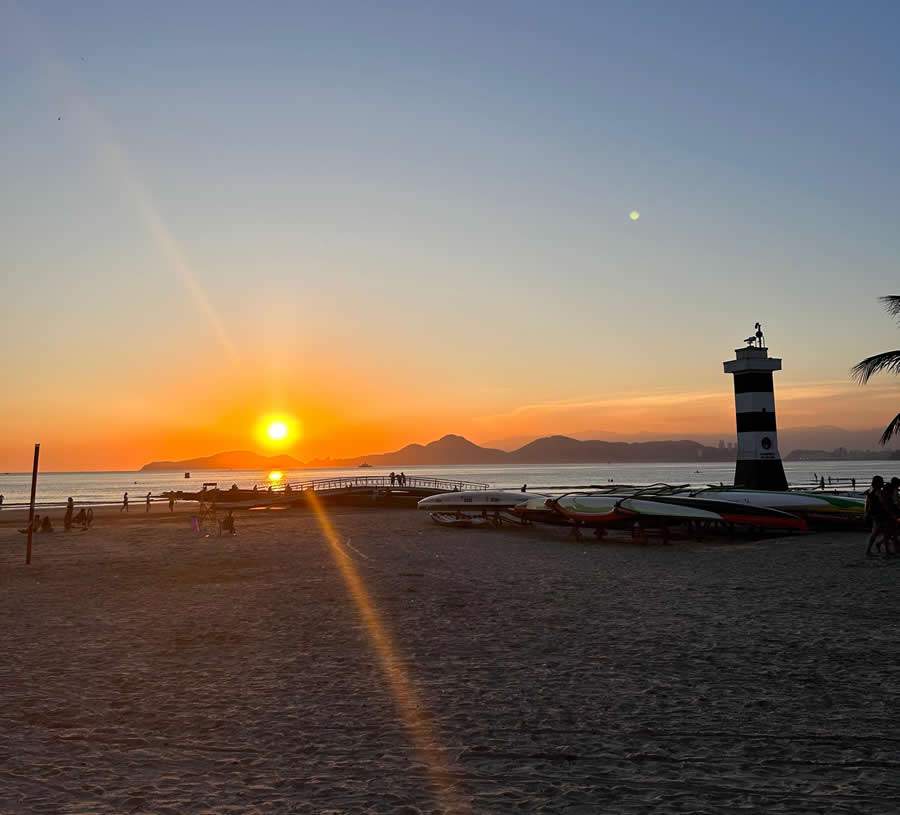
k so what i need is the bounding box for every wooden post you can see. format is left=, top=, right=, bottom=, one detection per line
left=25, top=443, right=40, bottom=565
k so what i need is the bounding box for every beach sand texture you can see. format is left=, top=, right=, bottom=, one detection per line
left=1, top=508, right=898, bottom=813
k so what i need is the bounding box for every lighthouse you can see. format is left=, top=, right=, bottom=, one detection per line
left=723, top=323, right=788, bottom=491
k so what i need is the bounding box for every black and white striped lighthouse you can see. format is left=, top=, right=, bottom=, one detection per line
left=723, top=323, right=788, bottom=491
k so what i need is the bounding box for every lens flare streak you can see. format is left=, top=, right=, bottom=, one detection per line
left=304, top=489, right=468, bottom=812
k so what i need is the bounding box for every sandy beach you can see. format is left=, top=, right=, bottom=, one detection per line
left=1, top=506, right=898, bottom=813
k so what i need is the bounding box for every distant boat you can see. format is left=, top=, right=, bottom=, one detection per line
left=358, top=463, right=373, bottom=468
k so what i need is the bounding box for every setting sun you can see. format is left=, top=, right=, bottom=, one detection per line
left=267, top=470, right=284, bottom=482
left=255, top=413, right=302, bottom=449
left=267, top=421, right=288, bottom=441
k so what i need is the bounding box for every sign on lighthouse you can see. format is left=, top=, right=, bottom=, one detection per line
left=723, top=323, right=788, bottom=491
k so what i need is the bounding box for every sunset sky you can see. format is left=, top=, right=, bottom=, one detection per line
left=3, top=1, right=900, bottom=470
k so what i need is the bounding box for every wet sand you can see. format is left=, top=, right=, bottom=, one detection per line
left=1, top=507, right=897, bottom=813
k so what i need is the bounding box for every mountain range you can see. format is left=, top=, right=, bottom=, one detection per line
left=140, top=433, right=734, bottom=471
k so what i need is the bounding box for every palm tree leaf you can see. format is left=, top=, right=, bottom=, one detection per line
left=850, top=349, right=900, bottom=384
left=880, top=295, right=900, bottom=318
left=879, top=413, right=900, bottom=445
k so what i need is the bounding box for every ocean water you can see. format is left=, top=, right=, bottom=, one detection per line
left=0, top=461, right=894, bottom=508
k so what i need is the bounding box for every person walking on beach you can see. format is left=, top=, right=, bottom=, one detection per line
left=121, top=491, right=129, bottom=512
left=168, top=493, right=175, bottom=512
left=64, top=497, right=74, bottom=531
left=0, top=494, right=4, bottom=509
left=146, top=491, right=151, bottom=512
left=819, top=476, right=825, bottom=490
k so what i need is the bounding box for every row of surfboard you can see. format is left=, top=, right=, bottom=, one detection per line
left=417, top=486, right=866, bottom=532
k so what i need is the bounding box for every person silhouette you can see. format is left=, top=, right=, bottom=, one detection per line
left=146, top=491, right=151, bottom=512
left=64, top=497, right=74, bottom=531
left=121, top=492, right=129, bottom=512
left=390, top=472, right=396, bottom=486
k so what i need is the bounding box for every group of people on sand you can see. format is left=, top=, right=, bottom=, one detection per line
left=23, top=513, right=57, bottom=534
left=866, top=475, right=900, bottom=556
left=20, top=496, right=93, bottom=535
left=389, top=471, right=408, bottom=486
left=64, top=496, right=93, bottom=531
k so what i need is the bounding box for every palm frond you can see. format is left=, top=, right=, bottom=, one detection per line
left=879, top=413, right=900, bottom=445
left=850, top=350, right=900, bottom=384
left=879, top=295, right=900, bottom=318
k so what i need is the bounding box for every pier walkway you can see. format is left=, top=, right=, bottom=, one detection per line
left=257, top=475, right=488, bottom=495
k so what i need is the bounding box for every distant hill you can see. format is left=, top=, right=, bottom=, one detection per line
left=143, top=433, right=733, bottom=472
left=359, top=434, right=508, bottom=466
left=141, top=450, right=303, bottom=472
left=506, top=435, right=730, bottom=464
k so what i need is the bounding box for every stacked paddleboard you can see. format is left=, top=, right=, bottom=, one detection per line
left=539, top=493, right=808, bottom=531
left=418, top=483, right=868, bottom=532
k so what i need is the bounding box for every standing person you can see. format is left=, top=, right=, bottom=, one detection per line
left=390, top=472, right=396, bottom=486
left=881, top=478, right=900, bottom=555
left=146, top=491, right=151, bottom=512
left=0, top=494, right=4, bottom=509
left=64, top=497, right=74, bottom=531
left=865, top=476, right=886, bottom=556
left=121, top=492, right=129, bottom=512
left=819, top=476, right=825, bottom=490
left=168, top=493, right=175, bottom=512
left=851, top=477, right=857, bottom=491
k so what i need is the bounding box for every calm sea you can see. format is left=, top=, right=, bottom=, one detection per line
left=0, top=461, right=894, bottom=508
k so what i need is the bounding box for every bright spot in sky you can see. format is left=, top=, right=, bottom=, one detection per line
left=629, top=210, right=640, bottom=221
left=268, top=470, right=284, bottom=482
left=267, top=420, right=288, bottom=441
left=256, top=413, right=301, bottom=449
